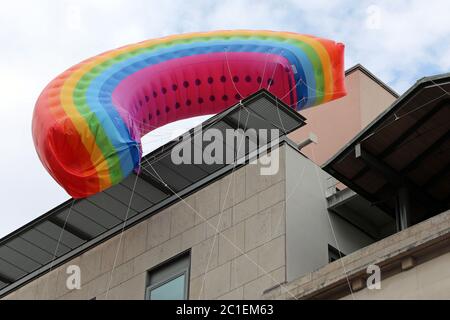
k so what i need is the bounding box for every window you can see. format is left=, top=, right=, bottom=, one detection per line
left=146, top=253, right=190, bottom=300
left=328, top=244, right=345, bottom=263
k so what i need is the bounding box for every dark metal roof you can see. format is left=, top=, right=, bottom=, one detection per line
left=323, top=73, right=450, bottom=222
left=0, top=89, right=306, bottom=297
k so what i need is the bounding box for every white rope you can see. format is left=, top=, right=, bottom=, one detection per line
left=198, top=102, right=249, bottom=299
left=104, top=160, right=141, bottom=299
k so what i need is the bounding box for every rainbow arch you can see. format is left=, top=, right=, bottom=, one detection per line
left=32, top=30, right=346, bottom=198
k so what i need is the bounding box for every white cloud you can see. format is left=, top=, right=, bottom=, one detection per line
left=1, top=0, right=449, bottom=237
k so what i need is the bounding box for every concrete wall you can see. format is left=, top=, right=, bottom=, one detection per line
left=285, top=144, right=374, bottom=282
left=341, top=252, right=450, bottom=299
left=3, top=142, right=384, bottom=300
left=264, top=209, right=450, bottom=300
left=3, top=146, right=288, bottom=300
left=358, top=71, right=397, bottom=128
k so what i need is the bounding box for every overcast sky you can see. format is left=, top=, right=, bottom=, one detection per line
left=1, top=0, right=449, bottom=238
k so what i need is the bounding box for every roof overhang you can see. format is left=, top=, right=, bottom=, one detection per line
left=323, top=73, right=450, bottom=223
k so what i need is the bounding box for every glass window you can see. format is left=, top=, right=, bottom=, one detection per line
left=148, top=274, right=186, bottom=300
left=146, top=253, right=190, bottom=300
left=328, top=244, right=345, bottom=263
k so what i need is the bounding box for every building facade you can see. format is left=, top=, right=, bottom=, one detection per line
left=1, top=65, right=449, bottom=300
left=2, top=141, right=373, bottom=300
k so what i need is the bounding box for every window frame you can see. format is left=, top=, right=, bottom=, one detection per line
left=328, top=244, right=346, bottom=263
left=145, top=252, right=190, bottom=300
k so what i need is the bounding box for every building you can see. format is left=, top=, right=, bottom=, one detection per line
left=1, top=65, right=449, bottom=300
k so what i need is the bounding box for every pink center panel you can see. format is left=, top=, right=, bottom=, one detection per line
left=112, top=52, right=297, bottom=137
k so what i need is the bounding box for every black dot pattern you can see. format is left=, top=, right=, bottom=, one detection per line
left=139, top=72, right=276, bottom=121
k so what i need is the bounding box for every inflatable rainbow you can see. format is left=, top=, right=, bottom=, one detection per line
left=32, top=30, right=346, bottom=198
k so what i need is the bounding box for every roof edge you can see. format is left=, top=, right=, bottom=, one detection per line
left=345, top=64, right=399, bottom=98
left=322, top=71, right=450, bottom=170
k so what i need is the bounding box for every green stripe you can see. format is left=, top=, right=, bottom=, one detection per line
left=72, top=86, right=124, bottom=185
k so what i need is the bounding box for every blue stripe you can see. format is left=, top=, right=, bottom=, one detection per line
left=84, top=39, right=319, bottom=175
left=94, top=39, right=316, bottom=106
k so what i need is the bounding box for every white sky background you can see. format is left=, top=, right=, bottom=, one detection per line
left=0, top=0, right=449, bottom=237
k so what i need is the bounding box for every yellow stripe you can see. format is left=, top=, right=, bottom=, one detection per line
left=60, top=71, right=112, bottom=190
